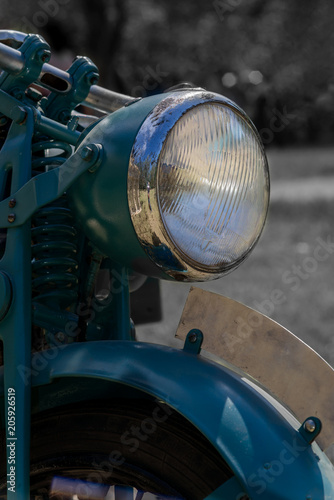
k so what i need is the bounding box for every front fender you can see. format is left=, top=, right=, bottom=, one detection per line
left=22, top=340, right=334, bottom=499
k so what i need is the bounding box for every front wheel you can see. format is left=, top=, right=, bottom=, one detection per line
left=1, top=398, right=237, bottom=499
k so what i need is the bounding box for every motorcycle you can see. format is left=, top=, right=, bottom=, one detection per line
left=0, top=29, right=333, bottom=500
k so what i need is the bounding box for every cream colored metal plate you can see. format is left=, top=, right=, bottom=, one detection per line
left=176, top=287, right=334, bottom=450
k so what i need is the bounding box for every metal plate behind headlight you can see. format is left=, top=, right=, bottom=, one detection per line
left=128, top=90, right=269, bottom=281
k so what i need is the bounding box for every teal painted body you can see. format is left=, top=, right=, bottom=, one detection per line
left=2, top=339, right=333, bottom=499
left=0, top=30, right=333, bottom=499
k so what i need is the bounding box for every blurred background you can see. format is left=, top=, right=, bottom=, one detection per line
left=1, top=0, right=334, bottom=365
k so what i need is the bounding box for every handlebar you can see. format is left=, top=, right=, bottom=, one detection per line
left=0, top=30, right=136, bottom=113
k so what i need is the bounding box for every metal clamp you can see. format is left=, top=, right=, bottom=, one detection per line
left=299, top=416, right=322, bottom=445
left=0, top=143, right=103, bottom=228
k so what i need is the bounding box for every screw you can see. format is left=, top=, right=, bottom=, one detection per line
left=188, top=332, right=198, bottom=343
left=80, top=146, right=94, bottom=161
left=37, top=49, right=51, bottom=64
left=87, top=71, right=99, bottom=86
left=304, top=419, right=316, bottom=433
left=7, top=213, right=16, bottom=223
left=8, top=199, right=16, bottom=208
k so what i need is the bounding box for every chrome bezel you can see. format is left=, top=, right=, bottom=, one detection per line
left=127, top=90, right=269, bottom=281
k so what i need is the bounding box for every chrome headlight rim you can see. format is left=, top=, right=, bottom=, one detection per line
left=127, top=90, right=270, bottom=282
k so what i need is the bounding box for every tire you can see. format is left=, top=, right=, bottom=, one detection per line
left=1, top=398, right=234, bottom=499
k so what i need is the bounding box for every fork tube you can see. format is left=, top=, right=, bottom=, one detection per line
left=0, top=110, right=34, bottom=499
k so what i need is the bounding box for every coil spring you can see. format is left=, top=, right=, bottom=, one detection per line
left=31, top=139, right=79, bottom=310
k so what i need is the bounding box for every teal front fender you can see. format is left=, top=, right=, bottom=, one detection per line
left=22, top=341, right=334, bottom=499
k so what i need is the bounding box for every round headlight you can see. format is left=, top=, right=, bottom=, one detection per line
left=128, top=90, right=269, bottom=280
left=70, top=89, right=269, bottom=282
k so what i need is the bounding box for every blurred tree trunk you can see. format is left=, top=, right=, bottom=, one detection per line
left=81, top=0, right=127, bottom=91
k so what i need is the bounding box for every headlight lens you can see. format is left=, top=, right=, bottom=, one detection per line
left=128, top=91, right=269, bottom=281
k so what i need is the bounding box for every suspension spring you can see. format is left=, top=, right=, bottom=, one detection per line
left=31, top=139, right=79, bottom=312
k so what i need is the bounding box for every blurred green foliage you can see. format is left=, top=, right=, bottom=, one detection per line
left=1, top=0, right=334, bottom=145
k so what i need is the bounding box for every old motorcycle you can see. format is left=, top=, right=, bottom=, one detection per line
left=0, top=29, right=333, bottom=500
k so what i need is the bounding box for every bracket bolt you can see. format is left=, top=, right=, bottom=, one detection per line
left=188, top=332, right=198, bottom=343
left=37, top=49, right=51, bottom=63
left=304, top=419, right=316, bottom=433
left=80, top=146, right=94, bottom=161
left=7, top=213, right=16, bottom=223
left=8, top=199, right=16, bottom=208
left=87, top=71, right=99, bottom=86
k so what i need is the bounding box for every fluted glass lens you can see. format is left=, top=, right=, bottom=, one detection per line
left=157, top=103, right=269, bottom=270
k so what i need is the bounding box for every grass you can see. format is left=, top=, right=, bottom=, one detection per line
left=136, top=147, right=334, bottom=368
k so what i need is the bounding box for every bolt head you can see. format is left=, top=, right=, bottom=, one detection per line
left=8, top=199, right=16, bottom=208
left=80, top=146, right=94, bottom=161
left=188, top=333, right=198, bottom=343
left=37, top=49, right=51, bottom=63
left=304, top=419, right=316, bottom=433
left=87, top=71, right=99, bottom=86
left=7, top=213, right=16, bottom=223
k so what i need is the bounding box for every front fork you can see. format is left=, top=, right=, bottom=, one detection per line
left=0, top=112, right=34, bottom=498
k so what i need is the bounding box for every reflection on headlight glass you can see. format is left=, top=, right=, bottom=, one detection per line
left=157, top=103, right=269, bottom=270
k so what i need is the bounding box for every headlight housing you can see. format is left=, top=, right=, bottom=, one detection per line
left=70, top=89, right=269, bottom=282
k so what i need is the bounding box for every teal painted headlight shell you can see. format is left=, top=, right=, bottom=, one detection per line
left=69, top=92, right=171, bottom=279
left=69, top=90, right=270, bottom=281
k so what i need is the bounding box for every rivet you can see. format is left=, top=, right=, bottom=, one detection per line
left=263, top=462, right=271, bottom=470
left=7, top=213, right=16, bottom=223
left=8, top=199, right=16, bottom=208
left=304, top=419, right=316, bottom=433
